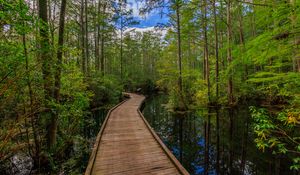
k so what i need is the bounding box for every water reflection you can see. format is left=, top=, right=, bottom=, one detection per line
left=142, top=95, right=293, bottom=175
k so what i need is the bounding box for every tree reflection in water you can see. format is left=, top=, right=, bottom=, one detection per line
left=142, top=95, right=293, bottom=175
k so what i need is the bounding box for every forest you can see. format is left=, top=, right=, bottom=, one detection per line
left=0, top=0, right=300, bottom=174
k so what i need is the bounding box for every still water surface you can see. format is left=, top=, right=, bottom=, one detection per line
left=142, top=95, right=293, bottom=175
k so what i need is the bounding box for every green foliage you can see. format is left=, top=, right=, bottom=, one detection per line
left=60, top=135, right=90, bottom=174
left=1, top=0, right=300, bottom=173
left=246, top=72, right=300, bottom=103
left=60, top=63, right=92, bottom=111
left=193, top=79, right=209, bottom=106
left=89, top=74, right=122, bottom=108
left=250, top=106, right=300, bottom=170
left=157, top=45, right=204, bottom=108
left=0, top=0, right=127, bottom=173
left=155, top=1, right=300, bottom=170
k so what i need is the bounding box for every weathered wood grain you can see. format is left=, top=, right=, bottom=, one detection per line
left=85, top=93, right=189, bottom=175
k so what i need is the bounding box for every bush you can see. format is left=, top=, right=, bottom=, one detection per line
left=88, top=74, right=122, bottom=108
left=250, top=106, right=300, bottom=170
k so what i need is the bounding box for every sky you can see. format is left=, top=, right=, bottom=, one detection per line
left=126, top=0, right=169, bottom=28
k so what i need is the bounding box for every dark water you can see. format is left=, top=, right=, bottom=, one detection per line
left=142, top=95, right=294, bottom=175
left=85, top=109, right=108, bottom=138
left=72, top=108, right=108, bottom=174
left=0, top=109, right=109, bottom=175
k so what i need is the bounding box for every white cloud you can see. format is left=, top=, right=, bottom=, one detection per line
left=127, top=0, right=141, bottom=17
left=116, top=27, right=167, bottom=40
left=127, top=0, right=152, bottom=19
left=124, top=26, right=168, bottom=38
left=125, top=26, right=155, bottom=33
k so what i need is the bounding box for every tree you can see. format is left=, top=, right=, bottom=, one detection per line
left=80, top=0, right=87, bottom=75
left=174, top=0, right=185, bottom=109
left=38, top=0, right=56, bottom=148
left=1, top=0, right=300, bottom=173
left=202, top=0, right=210, bottom=103
left=212, top=0, right=219, bottom=102
left=140, top=0, right=188, bottom=109
left=114, top=0, right=138, bottom=79
left=226, top=0, right=233, bottom=105
left=85, top=0, right=90, bottom=74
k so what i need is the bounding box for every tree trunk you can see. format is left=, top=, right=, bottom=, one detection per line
left=54, top=0, right=67, bottom=102
left=80, top=0, right=86, bottom=75
left=53, top=0, right=67, bottom=149
left=120, top=1, right=123, bottom=79
left=227, top=0, right=234, bottom=105
left=213, top=0, right=219, bottom=102
left=250, top=4, right=257, bottom=73
left=101, top=31, right=105, bottom=75
left=95, top=1, right=100, bottom=72
left=48, top=0, right=55, bottom=47
left=238, top=2, right=248, bottom=79
left=85, top=0, right=89, bottom=75
left=175, top=0, right=185, bottom=109
left=38, top=0, right=55, bottom=148
left=203, top=0, right=210, bottom=103
left=100, top=2, right=106, bottom=76
left=120, top=28, right=123, bottom=79
left=219, top=2, right=225, bottom=71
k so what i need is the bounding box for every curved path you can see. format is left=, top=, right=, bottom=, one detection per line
left=85, top=93, right=189, bottom=175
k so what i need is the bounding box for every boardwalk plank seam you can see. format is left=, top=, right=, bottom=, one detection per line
left=85, top=93, right=189, bottom=175
left=85, top=99, right=129, bottom=175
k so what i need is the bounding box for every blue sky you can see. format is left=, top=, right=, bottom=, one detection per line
left=132, top=14, right=169, bottom=28
left=127, top=0, right=169, bottom=28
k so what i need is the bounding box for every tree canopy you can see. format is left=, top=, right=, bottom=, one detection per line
left=0, top=0, right=299, bottom=173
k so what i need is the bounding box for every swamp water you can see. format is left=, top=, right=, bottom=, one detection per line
left=3, top=96, right=294, bottom=175
left=0, top=109, right=108, bottom=175
left=142, top=95, right=294, bottom=175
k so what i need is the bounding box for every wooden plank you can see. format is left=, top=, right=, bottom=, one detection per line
left=85, top=93, right=190, bottom=175
left=97, top=146, right=162, bottom=156
left=96, top=150, right=166, bottom=162
left=95, top=161, right=175, bottom=175
left=95, top=155, right=169, bottom=167
left=96, top=158, right=172, bottom=171
left=84, top=99, right=128, bottom=175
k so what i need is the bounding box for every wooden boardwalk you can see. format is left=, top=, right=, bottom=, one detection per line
left=85, top=93, right=189, bottom=175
